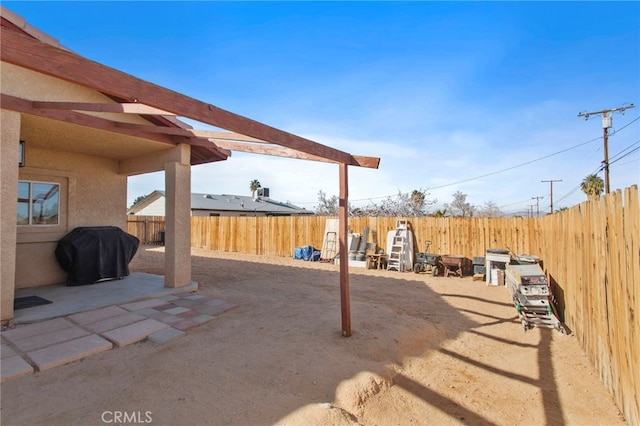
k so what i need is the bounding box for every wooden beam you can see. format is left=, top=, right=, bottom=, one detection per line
left=1, top=27, right=379, bottom=169
left=1, top=94, right=229, bottom=162
left=31, top=101, right=177, bottom=116
left=1, top=94, right=176, bottom=145
left=339, top=162, right=351, bottom=337
left=193, top=130, right=267, bottom=143
left=113, top=123, right=379, bottom=166
left=210, top=140, right=335, bottom=163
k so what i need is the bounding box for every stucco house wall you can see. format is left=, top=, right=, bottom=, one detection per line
left=1, top=110, right=21, bottom=320
left=3, top=63, right=140, bottom=290
left=15, top=148, right=126, bottom=288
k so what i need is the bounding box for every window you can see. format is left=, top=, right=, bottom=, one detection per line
left=17, top=181, right=60, bottom=225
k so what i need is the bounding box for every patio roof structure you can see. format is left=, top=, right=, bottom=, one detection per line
left=0, top=7, right=380, bottom=336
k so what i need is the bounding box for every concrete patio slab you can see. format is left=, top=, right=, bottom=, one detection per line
left=9, top=325, right=90, bottom=352
left=2, top=291, right=237, bottom=383
left=101, top=318, right=170, bottom=347
left=12, top=273, right=198, bottom=324
left=1, top=342, right=18, bottom=358
left=1, top=318, right=74, bottom=341
left=163, top=306, right=190, bottom=315
left=27, top=334, right=113, bottom=371
left=68, top=305, right=129, bottom=326
left=84, top=313, right=147, bottom=334
left=1, top=355, right=34, bottom=382
left=120, top=298, right=168, bottom=311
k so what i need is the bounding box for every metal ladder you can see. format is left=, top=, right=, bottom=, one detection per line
left=322, top=231, right=337, bottom=261
left=387, top=220, right=409, bottom=272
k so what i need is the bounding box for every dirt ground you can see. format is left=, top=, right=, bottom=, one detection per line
left=1, top=246, right=626, bottom=425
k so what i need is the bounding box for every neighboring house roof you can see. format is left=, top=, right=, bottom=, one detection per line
left=128, top=190, right=313, bottom=216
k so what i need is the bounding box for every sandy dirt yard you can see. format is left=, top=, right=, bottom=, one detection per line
left=1, top=246, right=626, bottom=425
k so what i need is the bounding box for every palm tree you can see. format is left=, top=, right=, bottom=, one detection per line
left=581, top=174, right=604, bottom=200
left=249, top=179, right=261, bottom=198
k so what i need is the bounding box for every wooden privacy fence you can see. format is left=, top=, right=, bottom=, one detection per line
left=126, top=215, right=165, bottom=244
left=127, top=185, right=638, bottom=423
left=189, top=215, right=544, bottom=259
left=535, top=186, right=638, bottom=424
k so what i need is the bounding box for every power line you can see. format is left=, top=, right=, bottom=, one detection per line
left=609, top=146, right=640, bottom=166
left=610, top=115, right=640, bottom=136
left=295, top=114, right=639, bottom=207
left=609, top=139, right=640, bottom=163
left=355, top=114, right=638, bottom=203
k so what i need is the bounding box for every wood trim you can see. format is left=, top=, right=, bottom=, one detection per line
left=31, top=101, right=176, bottom=116
left=1, top=27, right=379, bottom=168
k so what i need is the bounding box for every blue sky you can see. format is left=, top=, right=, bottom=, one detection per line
left=6, top=1, right=639, bottom=215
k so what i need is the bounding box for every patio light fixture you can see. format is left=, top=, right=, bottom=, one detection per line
left=19, top=140, right=25, bottom=167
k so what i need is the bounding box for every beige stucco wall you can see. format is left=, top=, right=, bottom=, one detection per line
left=2, top=59, right=195, bottom=319
left=15, top=146, right=126, bottom=288
left=1, top=61, right=166, bottom=291
left=1, top=110, right=21, bottom=321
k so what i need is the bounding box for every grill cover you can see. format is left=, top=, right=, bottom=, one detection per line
left=55, top=226, right=140, bottom=286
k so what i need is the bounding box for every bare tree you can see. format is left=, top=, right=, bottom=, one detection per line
left=315, top=189, right=435, bottom=217
left=314, top=190, right=339, bottom=215
left=444, top=191, right=476, bottom=217
left=477, top=201, right=502, bottom=217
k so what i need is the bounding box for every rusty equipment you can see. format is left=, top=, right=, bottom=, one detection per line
left=505, top=263, right=566, bottom=333
left=440, top=254, right=466, bottom=277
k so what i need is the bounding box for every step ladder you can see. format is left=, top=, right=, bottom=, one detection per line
left=387, top=220, right=409, bottom=272
left=322, top=231, right=337, bottom=261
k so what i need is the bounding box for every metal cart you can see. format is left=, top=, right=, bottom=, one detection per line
left=505, top=263, right=566, bottom=333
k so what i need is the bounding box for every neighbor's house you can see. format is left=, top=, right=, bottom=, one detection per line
left=0, top=7, right=379, bottom=323
left=128, top=190, right=314, bottom=217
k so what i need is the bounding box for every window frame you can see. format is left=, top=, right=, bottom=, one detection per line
left=17, top=180, right=61, bottom=226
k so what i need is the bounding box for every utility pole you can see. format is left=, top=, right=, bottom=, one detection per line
left=541, top=180, right=562, bottom=214
left=529, top=205, right=535, bottom=218
left=578, top=104, right=635, bottom=194
left=531, top=196, right=543, bottom=217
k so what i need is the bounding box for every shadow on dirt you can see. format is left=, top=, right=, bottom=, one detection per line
left=0, top=247, right=566, bottom=426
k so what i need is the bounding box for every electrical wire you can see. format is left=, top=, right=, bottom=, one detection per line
left=347, top=134, right=604, bottom=203
left=609, top=115, right=640, bottom=136
left=352, top=115, right=638, bottom=203
left=296, top=114, right=639, bottom=207
left=609, top=145, right=640, bottom=166
left=608, top=140, right=640, bottom=163
left=554, top=139, right=640, bottom=206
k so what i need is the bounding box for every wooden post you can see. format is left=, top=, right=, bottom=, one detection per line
left=339, top=163, right=351, bottom=337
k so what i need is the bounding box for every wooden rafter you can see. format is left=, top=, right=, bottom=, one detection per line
left=0, top=27, right=380, bottom=169
left=5, top=94, right=369, bottom=165
left=212, top=140, right=334, bottom=163
left=31, top=101, right=176, bottom=116
left=1, top=94, right=229, bottom=162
